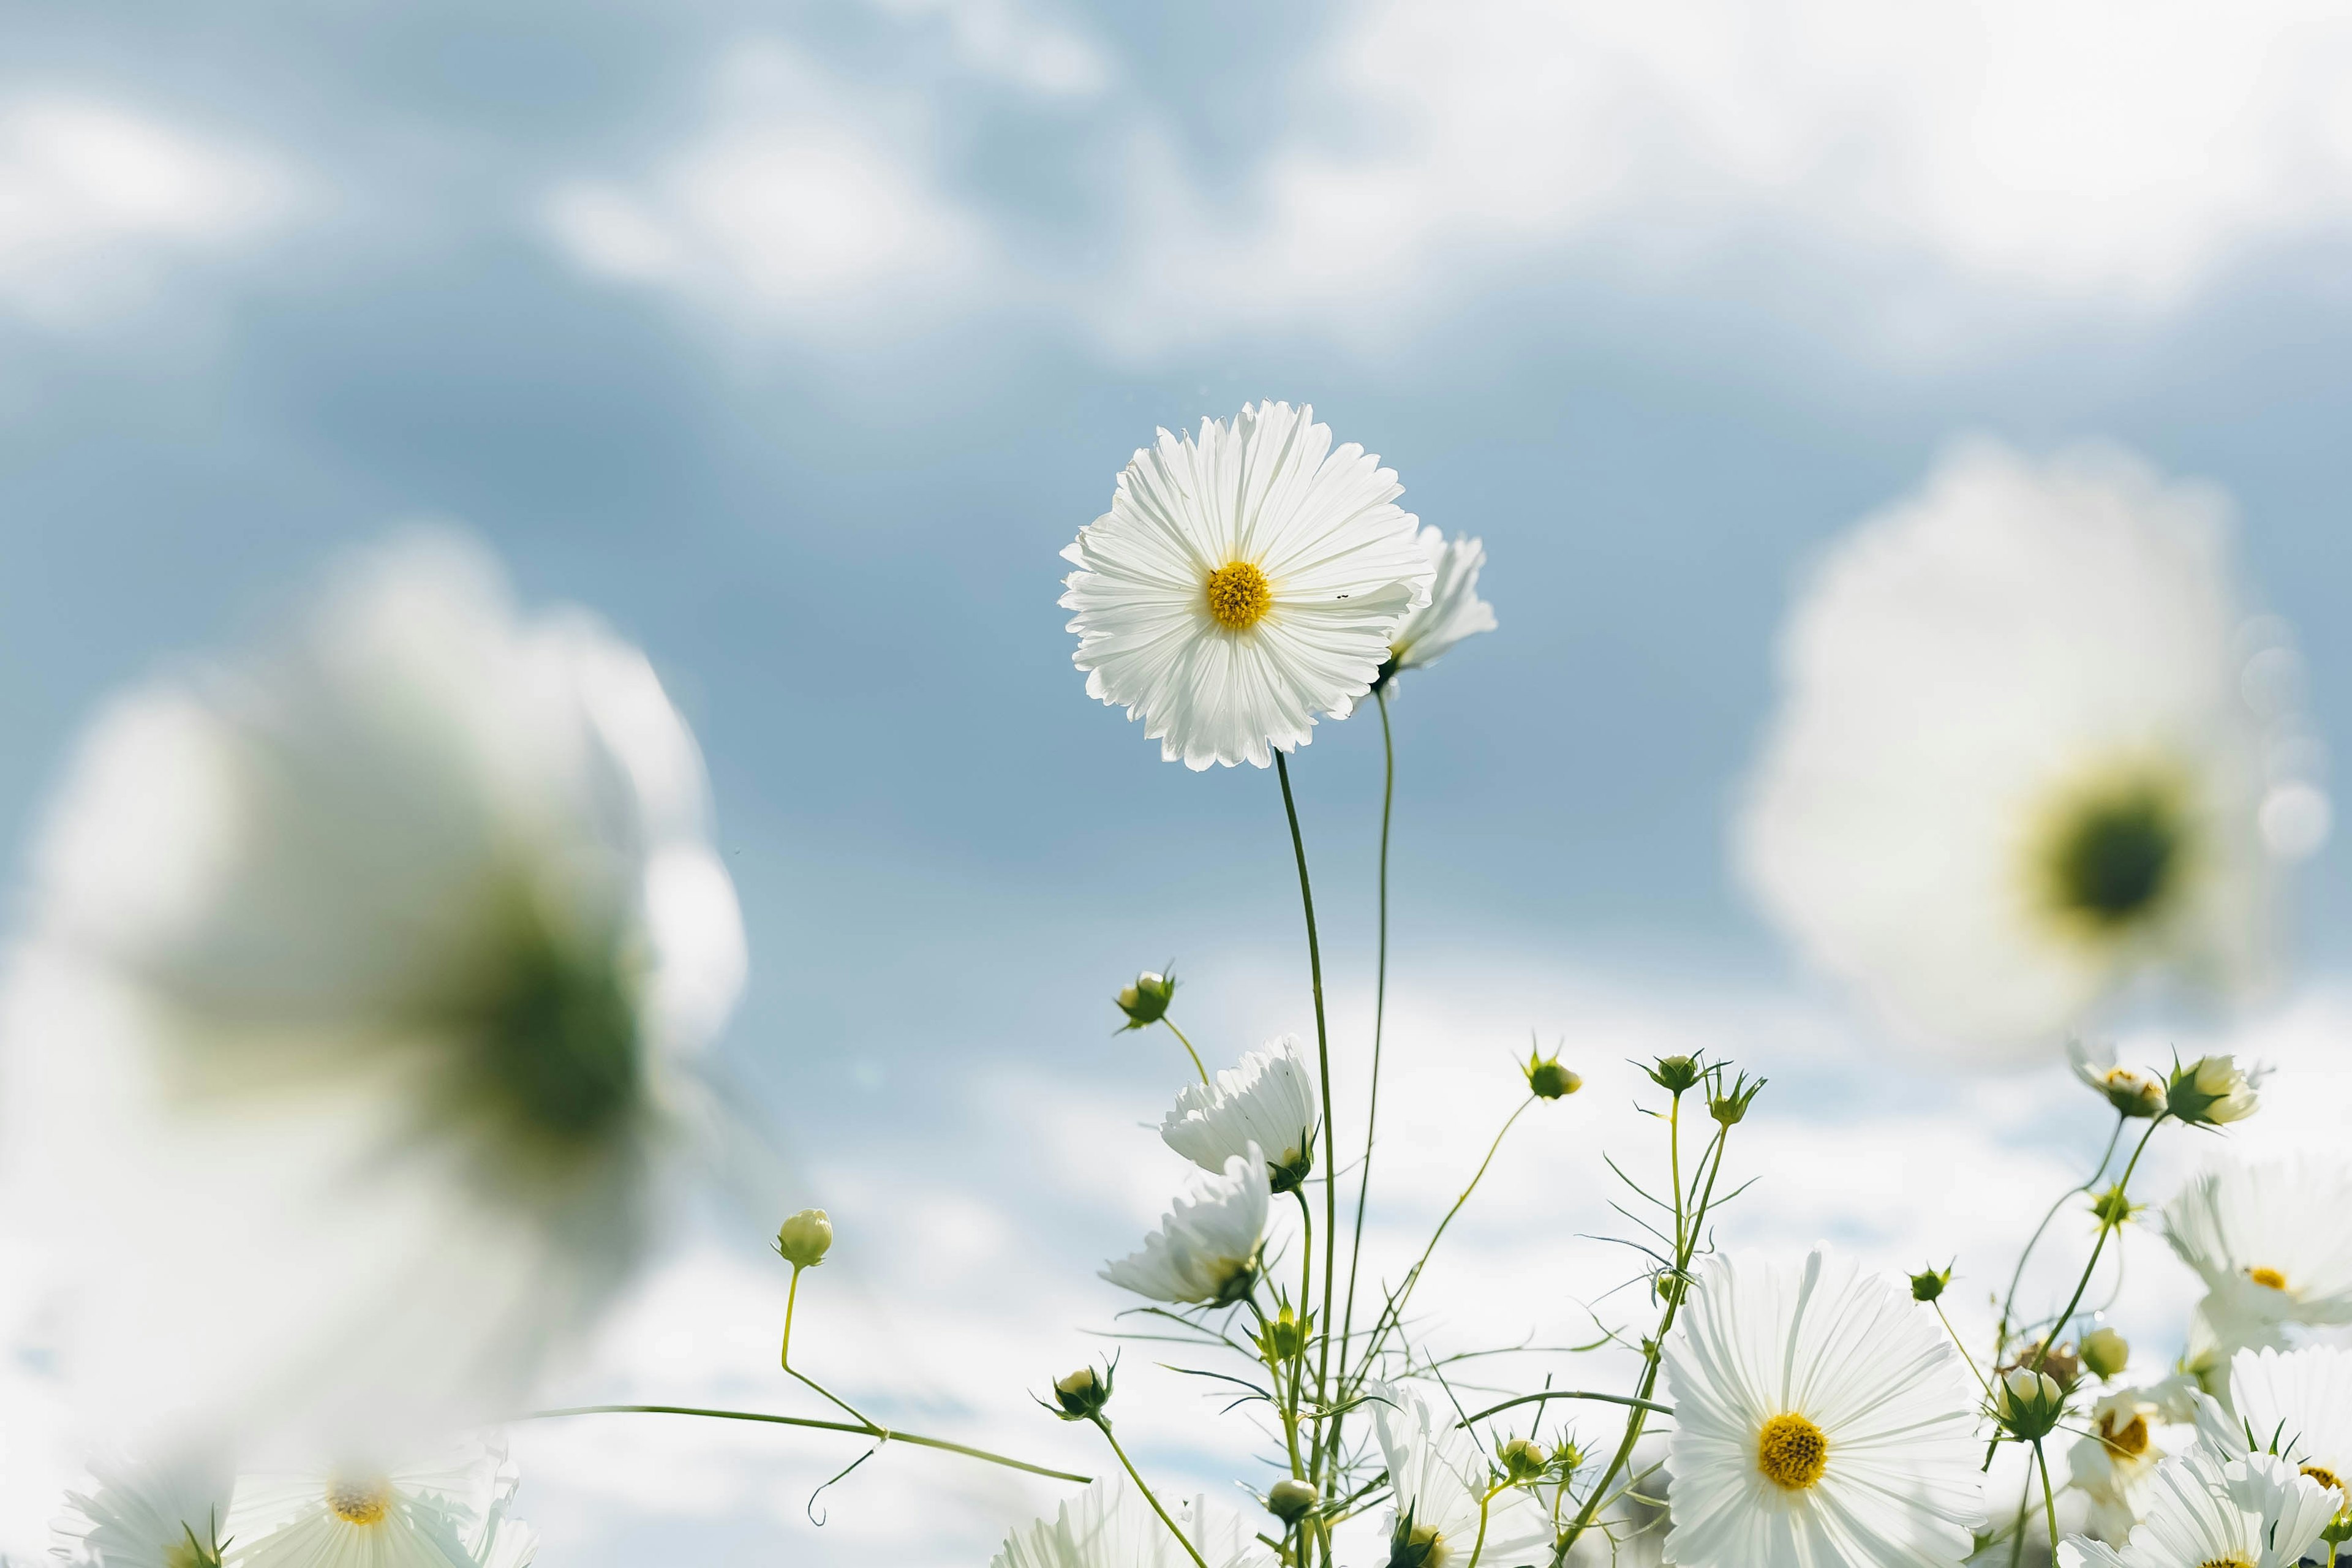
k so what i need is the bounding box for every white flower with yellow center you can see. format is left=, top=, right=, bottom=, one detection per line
left=1736, top=441, right=2317, bottom=1059
left=2164, top=1158, right=2352, bottom=1365
left=1, top=532, right=747, bottom=1438
left=1160, top=1036, right=1321, bottom=1194
left=1101, top=1149, right=1270, bottom=1305
left=2194, top=1346, right=2352, bottom=1501
left=2068, top=1039, right=2168, bottom=1120
left=2067, top=1390, right=2174, bottom=1544
left=53, top=1452, right=232, bottom=1568
left=989, top=1477, right=1275, bottom=1568
left=224, top=1438, right=537, bottom=1568
left=1059, top=401, right=1436, bottom=770
left=1370, top=1384, right=1550, bottom=1568
left=2058, top=1449, right=2334, bottom=1568
left=1662, top=1246, right=1983, bottom=1568
left=1378, top=528, right=1496, bottom=688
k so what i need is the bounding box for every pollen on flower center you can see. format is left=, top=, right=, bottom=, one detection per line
left=2303, top=1464, right=2344, bottom=1491
left=1204, top=560, right=1273, bottom=631
left=2248, top=1265, right=2290, bottom=1291
left=1756, top=1411, right=1829, bottom=1490
left=2100, top=1411, right=2150, bottom=1458
left=326, top=1478, right=391, bottom=1526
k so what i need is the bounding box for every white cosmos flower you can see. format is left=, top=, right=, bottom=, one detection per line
left=989, top=1477, right=1275, bottom=1568
left=0, top=530, right=746, bottom=1442
left=1379, top=528, right=1496, bottom=686
left=2195, top=1347, right=2352, bottom=1499
left=224, top=1437, right=536, bottom=1568
left=2058, top=1449, right=2334, bottom=1568
left=2067, top=1039, right=2168, bottom=1119
left=1662, top=1245, right=1983, bottom=1568
left=1737, top=441, right=2316, bottom=1060
left=1060, top=401, right=1435, bottom=770
left=2067, top=1390, right=2175, bottom=1545
left=1370, top=1384, right=1550, bottom=1568
left=2163, top=1158, right=2352, bottom=1368
left=53, top=1452, right=233, bottom=1568
left=1159, top=1036, right=1321, bottom=1194
left=1100, top=1150, right=1270, bottom=1305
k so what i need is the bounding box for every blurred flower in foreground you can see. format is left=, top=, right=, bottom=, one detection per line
left=225, top=1437, right=537, bottom=1567
left=1371, top=1384, right=1550, bottom=1568
left=2164, top=1157, right=2352, bottom=1366
left=52, top=1451, right=232, bottom=1568
left=0, top=530, right=745, bottom=1444
left=1661, top=1246, right=1983, bottom=1568
left=1159, top=1036, right=1321, bottom=1193
left=1376, top=527, right=1496, bottom=690
left=2059, top=1449, right=2332, bottom=1568
left=1060, top=401, right=1434, bottom=770
left=989, top=1476, right=1274, bottom=1568
left=1099, top=1150, right=1269, bottom=1305
left=2201, top=1346, right=2352, bottom=1489
left=1738, top=441, right=2322, bottom=1060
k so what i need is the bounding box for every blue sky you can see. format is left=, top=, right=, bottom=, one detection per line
left=7, top=2, right=2352, bottom=1562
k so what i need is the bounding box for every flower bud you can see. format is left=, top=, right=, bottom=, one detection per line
left=1648, top=1055, right=1702, bottom=1095
left=1549, top=1442, right=1585, bottom=1479
left=1050, top=1363, right=1114, bottom=1420
left=1116, top=970, right=1178, bottom=1030
left=1258, top=1303, right=1312, bottom=1362
left=2080, top=1327, right=2130, bottom=1381
left=1994, top=1368, right=2067, bottom=1441
left=775, top=1208, right=833, bottom=1270
left=1266, top=1479, right=1318, bottom=1523
left=1709, top=1069, right=1764, bottom=1127
left=1524, top=1047, right=1582, bottom=1102
left=1910, top=1266, right=1952, bottom=1303
left=2167, top=1054, right=2260, bottom=1127
left=1498, top=1438, right=1548, bottom=1482
left=2090, top=1184, right=2139, bottom=1231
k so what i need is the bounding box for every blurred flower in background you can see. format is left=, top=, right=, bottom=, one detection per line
left=1738, top=440, right=2325, bottom=1060
left=1376, top=528, right=1498, bottom=690
left=0, top=530, right=746, bottom=1451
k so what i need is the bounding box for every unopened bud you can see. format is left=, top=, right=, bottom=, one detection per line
left=1267, top=1479, right=1318, bottom=1523
left=1995, top=1368, right=2067, bottom=1440
left=1116, top=970, right=1178, bottom=1030
left=1910, top=1265, right=1952, bottom=1302
left=1648, top=1055, right=1702, bottom=1095
left=1498, top=1438, right=1548, bottom=1482
left=2090, top=1185, right=2139, bottom=1231
left=2168, top=1054, right=2260, bottom=1127
left=2080, top=1327, right=2130, bottom=1381
left=1050, top=1363, right=1114, bottom=1420
left=1709, top=1069, right=1764, bottom=1126
left=1258, top=1304, right=1311, bottom=1362
left=1524, top=1046, right=1582, bottom=1102
left=775, top=1208, right=833, bottom=1269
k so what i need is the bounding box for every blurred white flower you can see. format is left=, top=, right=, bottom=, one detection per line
left=1370, top=1384, right=1549, bottom=1568
left=2059, top=1450, right=2333, bottom=1568
left=0, top=530, right=746, bottom=1444
left=225, top=1436, right=537, bottom=1568
left=2067, top=1040, right=2166, bottom=1120
left=2196, top=1346, right=2352, bottom=1496
left=2164, top=1158, right=2352, bottom=1366
left=1159, top=1036, right=1320, bottom=1193
left=1379, top=528, right=1496, bottom=686
left=1738, top=441, right=2317, bottom=1060
left=2065, top=1390, right=2171, bottom=1544
left=1099, top=1150, right=1268, bottom=1305
left=52, top=1451, right=232, bottom=1568
left=1662, top=1246, right=1982, bottom=1568
left=1059, top=401, right=1434, bottom=770
left=988, top=1477, right=1274, bottom=1568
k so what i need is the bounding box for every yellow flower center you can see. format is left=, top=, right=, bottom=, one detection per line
left=326, top=1479, right=391, bottom=1526
left=2304, top=1464, right=2343, bottom=1492
left=2199, top=1559, right=2255, bottom=1568
left=2248, top=1266, right=2289, bottom=1292
left=1205, top=561, right=1272, bottom=631
left=1756, top=1412, right=1829, bottom=1490
left=2100, top=1411, right=2150, bottom=1458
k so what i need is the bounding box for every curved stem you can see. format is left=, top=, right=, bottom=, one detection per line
left=2032, top=1117, right=2165, bottom=1371
left=781, top=1265, right=884, bottom=1433
left=525, top=1406, right=1090, bottom=1483
left=1089, top=1416, right=1208, bottom=1568
left=1467, top=1482, right=1502, bottom=1568
left=1162, top=1019, right=1210, bottom=1085
left=1997, top=1114, right=2125, bottom=1361
left=1456, top=1390, right=1674, bottom=1426
left=1340, top=688, right=1396, bottom=1398
left=1356, top=1097, right=1539, bottom=1374
left=1934, top=1301, right=1996, bottom=1402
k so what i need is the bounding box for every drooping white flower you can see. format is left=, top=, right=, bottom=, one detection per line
left=1100, top=1151, right=1270, bottom=1305
left=1159, top=1036, right=1321, bottom=1193
left=1060, top=402, right=1436, bottom=770
left=1, top=531, right=747, bottom=1441
left=2067, top=1039, right=2167, bottom=1120
left=1370, top=1384, right=1550, bottom=1568
left=989, top=1477, right=1275, bottom=1568
left=2195, top=1346, right=2352, bottom=1500
left=224, top=1437, right=537, bottom=1568
left=1737, top=441, right=2318, bottom=1060
left=2163, top=1158, right=2352, bottom=1368
left=2058, top=1449, right=2334, bottom=1568
left=52, top=1452, right=233, bottom=1568
left=2066, top=1390, right=2174, bottom=1544
left=1662, top=1246, right=1983, bottom=1568
left=1379, top=528, right=1496, bottom=686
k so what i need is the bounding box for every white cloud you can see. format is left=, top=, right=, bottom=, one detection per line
left=0, top=94, right=290, bottom=326
left=864, top=0, right=1112, bottom=98
left=542, top=43, right=987, bottom=335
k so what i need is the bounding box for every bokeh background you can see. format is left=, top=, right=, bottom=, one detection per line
left=5, top=2, right=2352, bottom=1562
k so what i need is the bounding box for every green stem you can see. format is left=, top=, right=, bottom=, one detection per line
left=780, top=1264, right=884, bottom=1433
left=1339, top=688, right=1396, bottom=1399
left=1996, top=1114, right=2125, bottom=1362
left=2031, top=1118, right=2164, bottom=1372
left=1090, top=1416, right=1208, bottom=1568
left=1467, top=1482, right=1502, bottom=1568
left=1163, top=1019, right=1211, bottom=1085
left=1455, top=1391, right=1674, bottom=1425
left=2036, top=1441, right=2060, bottom=1567
left=526, top=1406, right=1089, bottom=1483
left=1290, top=1188, right=1314, bottom=1478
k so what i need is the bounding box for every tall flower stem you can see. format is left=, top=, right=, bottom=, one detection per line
left=1338, top=688, right=1396, bottom=1394
left=1275, top=750, right=1340, bottom=1545
left=780, top=1265, right=885, bottom=1433
left=2030, top=1117, right=2165, bottom=1372
left=1994, top=1113, right=2125, bottom=1362
left=2035, top=1441, right=2060, bottom=1567
left=1088, top=1415, right=1209, bottom=1568
left=1162, top=1018, right=1211, bottom=1085
left=528, top=1406, right=1089, bottom=1483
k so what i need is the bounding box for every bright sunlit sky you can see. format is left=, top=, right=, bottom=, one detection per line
left=7, top=2, right=2352, bottom=1564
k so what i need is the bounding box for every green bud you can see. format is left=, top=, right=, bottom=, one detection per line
left=774, top=1208, right=833, bottom=1269
left=2090, top=1184, right=2139, bottom=1231
left=1116, top=970, right=1178, bottom=1030
left=1994, top=1368, right=2068, bottom=1441
left=1709, top=1069, right=1765, bottom=1127
left=1909, top=1265, right=1953, bottom=1303
left=1498, top=1438, right=1548, bottom=1482
left=1258, top=1304, right=1312, bottom=1362
left=1266, top=1479, right=1318, bottom=1523
left=2321, top=1502, right=2352, bottom=1547
left=1524, top=1046, right=1583, bottom=1102
left=1648, top=1055, right=1702, bottom=1095
left=2079, top=1326, right=2130, bottom=1381
left=1049, top=1362, right=1114, bottom=1420
left=1549, top=1441, right=1585, bottom=1478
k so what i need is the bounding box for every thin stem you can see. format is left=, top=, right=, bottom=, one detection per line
left=1291, top=1188, right=1315, bottom=1479
left=526, top=1406, right=1089, bottom=1483
left=1933, top=1302, right=1996, bottom=1402
left=1163, top=1019, right=1211, bottom=1085
left=2007, top=1464, right=2033, bottom=1568
left=1088, top=1416, right=1208, bottom=1568
left=1340, top=687, right=1397, bottom=1400
left=1996, top=1114, right=2125, bottom=1362
left=2036, top=1441, right=2060, bottom=1567
left=2032, top=1118, right=2165, bottom=1373
left=1456, top=1391, right=1674, bottom=1425
left=1467, top=1482, right=1503, bottom=1568
left=780, top=1264, right=884, bottom=1433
